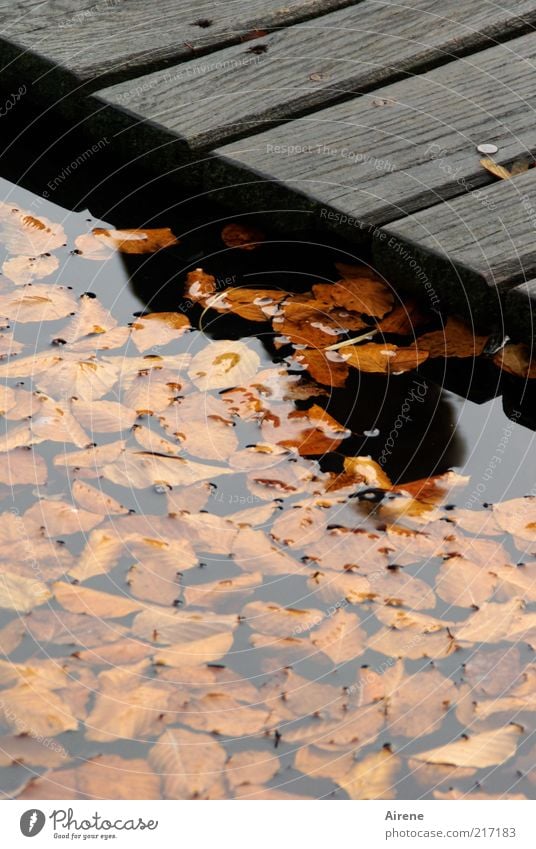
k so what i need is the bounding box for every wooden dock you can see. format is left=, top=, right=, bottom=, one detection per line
left=2, top=0, right=536, bottom=338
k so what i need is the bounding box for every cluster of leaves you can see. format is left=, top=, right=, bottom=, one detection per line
left=0, top=210, right=534, bottom=801
left=185, top=252, right=536, bottom=388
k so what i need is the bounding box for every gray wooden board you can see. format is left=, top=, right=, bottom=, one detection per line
left=96, top=0, right=536, bottom=151
left=0, top=0, right=360, bottom=91
left=206, top=31, right=536, bottom=240
left=372, top=168, right=536, bottom=337
left=505, top=279, right=536, bottom=339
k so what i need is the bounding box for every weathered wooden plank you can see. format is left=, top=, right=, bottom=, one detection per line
left=206, top=31, right=536, bottom=239
left=96, top=0, right=536, bottom=151
left=0, top=0, right=360, bottom=92
left=372, top=168, right=536, bottom=336
left=505, top=279, right=536, bottom=339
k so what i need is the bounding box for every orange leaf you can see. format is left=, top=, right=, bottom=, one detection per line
left=262, top=403, right=349, bottom=455
left=417, top=318, right=488, bottom=358
left=344, top=342, right=428, bottom=374
left=493, top=343, right=536, bottom=379
left=92, top=227, right=178, bottom=254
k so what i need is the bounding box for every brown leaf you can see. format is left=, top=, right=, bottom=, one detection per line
left=185, top=268, right=216, bottom=301
left=327, top=456, right=392, bottom=492
left=92, top=227, right=178, bottom=253
left=377, top=299, right=431, bottom=335
left=480, top=157, right=512, bottom=180
left=344, top=341, right=428, bottom=374
left=261, top=403, right=349, bottom=455
left=206, top=287, right=286, bottom=322
left=293, top=347, right=349, bottom=388
left=275, top=296, right=365, bottom=349
left=221, top=222, right=265, bottom=250
left=493, top=343, right=536, bottom=378
left=319, top=264, right=394, bottom=318
left=413, top=724, right=523, bottom=768
left=417, top=317, right=488, bottom=358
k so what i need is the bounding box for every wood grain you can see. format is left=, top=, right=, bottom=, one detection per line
left=0, top=0, right=362, bottom=90
left=97, top=0, right=536, bottom=151
left=207, top=31, right=536, bottom=240
left=373, top=168, right=536, bottom=336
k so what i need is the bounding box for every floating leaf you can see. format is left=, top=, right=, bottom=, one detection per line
left=413, top=724, right=523, bottom=768
left=261, top=403, right=349, bottom=455
left=102, top=449, right=233, bottom=488
left=242, top=600, right=323, bottom=637
left=0, top=447, right=47, bottom=485
left=417, top=318, right=489, bottom=358
left=493, top=496, right=536, bottom=541
left=435, top=556, right=498, bottom=607
left=85, top=663, right=169, bottom=742
left=24, top=499, right=102, bottom=536
left=493, top=343, right=536, bottom=379
left=0, top=284, right=77, bottom=322
left=327, top=456, right=392, bottom=491
left=319, top=264, right=394, bottom=318
left=131, top=312, right=190, bottom=352
left=18, top=755, right=161, bottom=800
left=2, top=253, right=59, bottom=285
left=71, top=480, right=128, bottom=516
left=339, top=749, right=401, bottom=799
left=149, top=727, right=226, bottom=799
left=310, top=608, right=366, bottom=663
left=0, top=202, right=66, bottom=255
left=205, top=287, right=286, bottom=322
left=54, top=581, right=142, bottom=617
left=188, top=340, right=260, bottom=390
left=0, top=684, right=78, bottom=737
left=185, top=268, right=216, bottom=301
left=293, top=347, right=349, bottom=387
left=221, top=222, right=265, bottom=250
left=344, top=341, right=428, bottom=374
left=91, top=227, right=178, bottom=254
left=387, top=669, right=457, bottom=737
left=0, top=571, right=51, bottom=613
